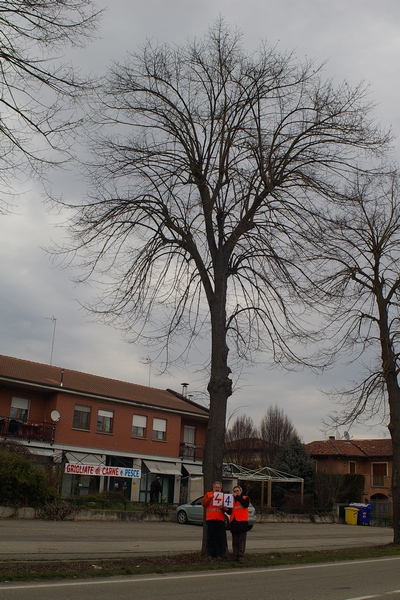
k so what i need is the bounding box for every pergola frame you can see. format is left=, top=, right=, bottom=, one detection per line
left=223, top=463, right=304, bottom=508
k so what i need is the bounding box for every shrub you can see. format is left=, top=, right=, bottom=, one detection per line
left=36, top=499, right=77, bottom=521
left=0, top=450, right=55, bottom=508
left=143, top=503, right=170, bottom=517
left=314, top=472, right=365, bottom=508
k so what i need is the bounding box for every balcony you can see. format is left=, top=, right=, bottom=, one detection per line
left=180, top=442, right=204, bottom=461
left=0, top=417, right=54, bottom=444
left=371, top=475, right=390, bottom=488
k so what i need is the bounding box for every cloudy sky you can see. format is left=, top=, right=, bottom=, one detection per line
left=1, top=0, right=399, bottom=443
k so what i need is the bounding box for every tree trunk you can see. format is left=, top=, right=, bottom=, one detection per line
left=378, top=298, right=400, bottom=543
left=201, top=294, right=233, bottom=554
left=387, top=386, right=400, bottom=544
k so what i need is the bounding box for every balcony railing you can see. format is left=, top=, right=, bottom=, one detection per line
left=179, top=442, right=204, bottom=461
left=371, top=475, right=389, bottom=488
left=0, top=417, right=54, bottom=443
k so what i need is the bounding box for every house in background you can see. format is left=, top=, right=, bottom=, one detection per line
left=0, top=355, right=208, bottom=504
left=224, top=437, right=281, bottom=469
left=305, top=436, right=392, bottom=516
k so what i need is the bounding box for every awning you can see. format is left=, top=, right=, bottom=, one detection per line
left=143, top=460, right=181, bottom=476
left=66, top=451, right=105, bottom=465
left=30, top=448, right=62, bottom=459
left=182, top=463, right=203, bottom=475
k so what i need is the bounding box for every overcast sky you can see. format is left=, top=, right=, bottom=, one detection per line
left=1, top=0, right=399, bottom=443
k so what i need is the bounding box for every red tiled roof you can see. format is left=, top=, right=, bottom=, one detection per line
left=0, top=355, right=209, bottom=418
left=306, top=438, right=392, bottom=458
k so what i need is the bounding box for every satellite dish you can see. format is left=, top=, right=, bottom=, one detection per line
left=51, top=410, right=61, bottom=423
left=344, top=431, right=350, bottom=440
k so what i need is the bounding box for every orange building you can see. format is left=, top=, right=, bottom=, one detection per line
left=0, top=355, right=208, bottom=503
left=306, top=436, right=392, bottom=516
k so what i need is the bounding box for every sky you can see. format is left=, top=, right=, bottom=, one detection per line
left=1, top=0, right=400, bottom=443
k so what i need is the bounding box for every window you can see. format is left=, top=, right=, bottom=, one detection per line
left=183, top=425, right=195, bottom=445
left=132, top=414, right=147, bottom=438
left=349, top=461, right=356, bottom=474
left=152, top=418, right=166, bottom=440
left=73, top=405, right=91, bottom=430
left=182, top=425, right=196, bottom=458
left=97, top=409, right=114, bottom=433
left=10, top=397, right=29, bottom=422
left=372, top=462, right=387, bottom=487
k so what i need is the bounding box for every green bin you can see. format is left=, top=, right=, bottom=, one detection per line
left=345, top=506, right=359, bottom=525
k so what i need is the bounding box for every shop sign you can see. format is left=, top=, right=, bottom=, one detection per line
left=64, top=463, right=141, bottom=478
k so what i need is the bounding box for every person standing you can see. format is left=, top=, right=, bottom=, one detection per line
left=149, top=476, right=162, bottom=503
left=228, top=485, right=250, bottom=563
left=201, top=481, right=227, bottom=559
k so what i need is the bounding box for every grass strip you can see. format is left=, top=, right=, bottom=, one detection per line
left=1, top=544, right=400, bottom=582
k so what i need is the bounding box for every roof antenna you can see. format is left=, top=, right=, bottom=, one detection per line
left=139, top=356, right=152, bottom=386
left=45, top=316, right=57, bottom=365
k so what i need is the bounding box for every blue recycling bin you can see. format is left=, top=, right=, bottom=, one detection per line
left=349, top=503, right=372, bottom=525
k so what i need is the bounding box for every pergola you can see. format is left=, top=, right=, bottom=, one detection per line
left=223, top=463, right=304, bottom=508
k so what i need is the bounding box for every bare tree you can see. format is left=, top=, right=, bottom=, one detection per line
left=65, top=21, right=389, bottom=512
left=225, top=414, right=258, bottom=467
left=226, top=415, right=258, bottom=442
left=260, top=405, right=297, bottom=446
left=0, top=0, right=100, bottom=212
left=260, top=405, right=297, bottom=464
left=313, top=170, right=400, bottom=543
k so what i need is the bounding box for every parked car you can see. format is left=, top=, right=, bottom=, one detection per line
left=174, top=496, right=256, bottom=530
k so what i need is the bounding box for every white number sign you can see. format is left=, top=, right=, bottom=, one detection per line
left=212, top=493, right=233, bottom=507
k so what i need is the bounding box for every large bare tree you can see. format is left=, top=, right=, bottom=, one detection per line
left=0, top=0, right=100, bottom=212
left=312, top=170, right=400, bottom=543
left=66, top=22, right=389, bottom=503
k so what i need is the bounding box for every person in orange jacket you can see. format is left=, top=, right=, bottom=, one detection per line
left=228, top=485, right=250, bottom=563
left=201, top=481, right=227, bottom=559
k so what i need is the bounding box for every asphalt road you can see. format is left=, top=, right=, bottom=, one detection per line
left=1, top=556, right=400, bottom=599
left=0, top=519, right=393, bottom=561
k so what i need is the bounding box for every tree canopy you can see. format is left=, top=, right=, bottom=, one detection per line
left=64, top=20, right=390, bottom=497
left=273, top=436, right=315, bottom=502
left=0, top=0, right=100, bottom=212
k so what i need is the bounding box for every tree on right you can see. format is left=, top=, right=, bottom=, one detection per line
left=314, top=170, right=400, bottom=543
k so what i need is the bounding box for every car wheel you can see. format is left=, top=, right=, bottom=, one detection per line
left=177, top=510, right=188, bottom=524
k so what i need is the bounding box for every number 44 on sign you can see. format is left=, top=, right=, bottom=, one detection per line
left=213, top=493, right=233, bottom=507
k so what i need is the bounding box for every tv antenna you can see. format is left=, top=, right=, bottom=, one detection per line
left=139, top=356, right=152, bottom=386
left=45, top=316, right=57, bottom=365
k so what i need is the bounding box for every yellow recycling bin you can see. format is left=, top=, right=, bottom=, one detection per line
left=345, top=507, right=359, bottom=525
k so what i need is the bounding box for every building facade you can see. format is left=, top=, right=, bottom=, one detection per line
left=0, top=355, right=208, bottom=504
left=306, top=436, right=392, bottom=515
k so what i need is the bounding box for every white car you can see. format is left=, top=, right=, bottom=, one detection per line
left=174, top=496, right=256, bottom=530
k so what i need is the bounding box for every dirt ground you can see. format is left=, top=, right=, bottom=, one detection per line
left=0, top=552, right=208, bottom=580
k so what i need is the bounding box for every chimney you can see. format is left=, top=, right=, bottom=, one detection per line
left=329, top=435, right=335, bottom=440
left=181, top=382, right=189, bottom=398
